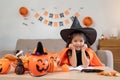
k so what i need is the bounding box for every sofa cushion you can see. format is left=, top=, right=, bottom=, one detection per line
left=15, top=39, right=66, bottom=53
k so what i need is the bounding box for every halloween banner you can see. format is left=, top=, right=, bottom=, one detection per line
left=19, top=6, right=93, bottom=27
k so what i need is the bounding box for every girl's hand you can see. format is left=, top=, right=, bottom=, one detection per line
left=81, top=44, right=88, bottom=52
left=68, top=43, right=75, bottom=50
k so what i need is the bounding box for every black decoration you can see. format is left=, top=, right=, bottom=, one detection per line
left=48, top=21, right=53, bottom=26
left=49, top=13, right=53, bottom=18
left=60, top=13, right=64, bottom=18
left=39, top=16, right=43, bottom=21
left=59, top=22, right=64, bottom=26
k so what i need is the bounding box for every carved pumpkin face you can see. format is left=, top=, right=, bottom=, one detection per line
left=48, top=53, right=60, bottom=72
left=0, top=59, right=11, bottom=74
left=29, top=55, right=49, bottom=76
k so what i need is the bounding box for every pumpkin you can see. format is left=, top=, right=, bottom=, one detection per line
left=19, top=7, right=28, bottom=17
left=28, top=55, right=49, bottom=76
left=62, top=64, right=69, bottom=72
left=48, top=52, right=60, bottom=72
left=0, top=59, right=11, bottom=74
left=83, top=16, right=93, bottom=27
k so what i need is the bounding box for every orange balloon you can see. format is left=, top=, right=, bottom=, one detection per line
left=83, top=16, right=93, bottom=27
left=19, top=7, right=28, bottom=17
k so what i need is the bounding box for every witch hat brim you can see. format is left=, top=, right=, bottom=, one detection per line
left=60, top=17, right=97, bottom=46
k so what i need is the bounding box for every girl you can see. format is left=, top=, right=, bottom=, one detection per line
left=66, top=31, right=90, bottom=67
left=60, top=17, right=103, bottom=68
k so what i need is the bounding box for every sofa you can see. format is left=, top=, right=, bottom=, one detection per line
left=0, top=39, right=113, bottom=69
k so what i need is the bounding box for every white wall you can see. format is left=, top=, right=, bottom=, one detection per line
left=0, top=0, right=120, bottom=50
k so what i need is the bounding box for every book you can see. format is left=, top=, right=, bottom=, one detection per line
left=69, top=65, right=94, bottom=71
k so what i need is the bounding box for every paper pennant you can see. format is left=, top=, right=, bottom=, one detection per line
left=39, top=16, right=43, bottom=21
left=59, top=22, right=64, bottom=26
left=60, top=13, right=64, bottom=18
left=48, top=21, right=53, bottom=26
left=70, top=16, right=75, bottom=21
left=34, top=13, right=40, bottom=19
left=43, top=11, right=49, bottom=16
left=54, top=14, right=59, bottom=19
left=53, top=22, right=58, bottom=27
left=65, top=19, right=70, bottom=25
left=43, top=19, right=48, bottom=24
left=49, top=13, right=53, bottom=18
left=64, top=10, right=70, bottom=16
left=75, top=12, right=80, bottom=17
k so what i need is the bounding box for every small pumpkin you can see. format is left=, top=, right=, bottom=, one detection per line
left=83, top=16, right=93, bottom=27
left=48, top=52, right=60, bottom=72
left=62, top=64, right=69, bottom=72
left=0, top=58, right=11, bottom=74
left=19, top=7, right=28, bottom=17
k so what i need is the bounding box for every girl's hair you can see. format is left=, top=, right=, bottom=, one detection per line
left=66, top=31, right=90, bottom=48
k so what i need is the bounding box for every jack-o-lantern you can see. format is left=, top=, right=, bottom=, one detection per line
left=0, top=59, right=11, bottom=74
left=29, top=55, right=49, bottom=76
left=48, top=52, right=60, bottom=72
left=29, top=41, right=49, bottom=76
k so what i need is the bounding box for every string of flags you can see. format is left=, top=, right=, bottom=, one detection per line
left=34, top=9, right=80, bottom=27
left=19, top=7, right=93, bottom=27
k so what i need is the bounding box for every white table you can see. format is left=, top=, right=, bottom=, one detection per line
left=0, top=67, right=120, bottom=80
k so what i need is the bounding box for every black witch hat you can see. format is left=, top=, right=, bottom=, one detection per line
left=32, top=41, right=47, bottom=55
left=60, top=17, right=97, bottom=46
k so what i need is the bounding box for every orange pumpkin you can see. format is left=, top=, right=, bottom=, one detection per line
left=0, top=59, right=11, bottom=74
left=62, top=64, right=69, bottom=72
left=83, top=16, right=93, bottom=27
left=19, top=7, right=28, bottom=17
left=28, top=55, right=49, bottom=76
left=48, top=52, right=60, bottom=72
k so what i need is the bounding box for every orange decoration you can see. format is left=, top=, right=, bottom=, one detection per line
left=53, top=22, right=58, bottom=27
left=34, top=13, right=40, bottom=19
left=75, top=12, right=80, bottom=17
left=62, top=64, right=69, bottom=72
left=28, top=55, right=49, bottom=76
left=98, top=71, right=120, bottom=77
left=48, top=52, right=60, bottom=72
left=54, top=14, right=59, bottom=19
left=83, top=16, right=93, bottom=27
left=65, top=19, right=70, bottom=25
left=43, top=11, right=49, bottom=16
left=19, top=7, right=28, bottom=17
left=64, top=10, right=70, bottom=16
left=0, top=59, right=11, bottom=74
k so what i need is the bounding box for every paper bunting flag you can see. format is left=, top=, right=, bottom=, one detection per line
left=60, top=13, right=64, bottom=18
left=43, top=19, right=48, bottom=24
left=39, top=16, right=43, bottom=21
left=53, top=22, right=58, bottom=27
left=34, top=13, right=40, bottom=19
left=54, top=14, right=59, bottom=19
left=64, top=10, right=70, bottom=16
left=64, top=19, right=70, bottom=25
left=75, top=12, right=80, bottom=17
left=43, top=11, right=49, bottom=16
left=59, top=22, right=64, bottom=26
left=48, top=21, right=53, bottom=26
left=49, top=13, right=53, bottom=18
left=70, top=16, right=75, bottom=21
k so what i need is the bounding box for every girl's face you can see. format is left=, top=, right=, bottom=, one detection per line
left=71, top=34, right=85, bottom=50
